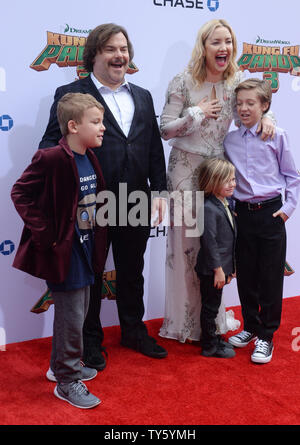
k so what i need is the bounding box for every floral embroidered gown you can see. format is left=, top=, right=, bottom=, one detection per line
left=158, top=69, right=243, bottom=342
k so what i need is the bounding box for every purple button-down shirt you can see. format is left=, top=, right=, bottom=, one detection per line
left=224, top=123, right=300, bottom=217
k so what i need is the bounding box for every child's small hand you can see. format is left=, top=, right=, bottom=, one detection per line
left=214, top=267, right=225, bottom=289
left=273, top=210, right=288, bottom=222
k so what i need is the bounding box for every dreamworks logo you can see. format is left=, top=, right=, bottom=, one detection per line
left=0, top=67, right=6, bottom=92
left=0, top=327, right=6, bottom=351
left=255, top=35, right=291, bottom=45
left=63, top=23, right=92, bottom=34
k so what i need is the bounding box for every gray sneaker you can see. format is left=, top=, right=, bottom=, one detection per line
left=46, top=365, right=97, bottom=382
left=54, top=380, right=101, bottom=409
left=201, top=345, right=236, bottom=358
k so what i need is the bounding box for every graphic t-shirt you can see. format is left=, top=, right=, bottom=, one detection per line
left=47, top=152, right=97, bottom=291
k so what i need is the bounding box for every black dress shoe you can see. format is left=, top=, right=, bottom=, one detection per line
left=83, top=346, right=107, bottom=371
left=121, top=334, right=168, bottom=359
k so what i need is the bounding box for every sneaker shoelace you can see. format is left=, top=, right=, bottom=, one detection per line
left=237, top=331, right=252, bottom=341
left=69, top=380, right=89, bottom=395
left=254, top=339, right=269, bottom=355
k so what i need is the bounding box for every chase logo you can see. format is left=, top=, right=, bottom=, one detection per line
left=207, top=0, right=219, bottom=11
left=0, top=115, right=13, bottom=131
left=153, top=0, right=219, bottom=9
left=0, top=240, right=15, bottom=256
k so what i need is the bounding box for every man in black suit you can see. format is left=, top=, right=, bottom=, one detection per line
left=39, top=23, right=168, bottom=368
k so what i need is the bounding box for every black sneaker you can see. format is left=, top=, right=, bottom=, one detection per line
left=228, top=330, right=256, bottom=348
left=251, top=339, right=274, bottom=364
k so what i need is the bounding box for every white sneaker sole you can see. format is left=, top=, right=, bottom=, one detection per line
left=47, top=368, right=97, bottom=382
left=46, top=369, right=57, bottom=382
left=251, top=347, right=274, bottom=364
left=228, top=336, right=255, bottom=348
left=54, top=386, right=101, bottom=409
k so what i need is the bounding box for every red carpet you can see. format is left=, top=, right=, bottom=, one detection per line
left=1, top=296, right=300, bottom=427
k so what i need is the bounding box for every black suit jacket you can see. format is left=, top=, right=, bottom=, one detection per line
left=195, top=195, right=237, bottom=276
left=39, top=75, right=166, bottom=196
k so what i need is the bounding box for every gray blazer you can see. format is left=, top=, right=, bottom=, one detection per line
left=195, top=195, right=237, bottom=276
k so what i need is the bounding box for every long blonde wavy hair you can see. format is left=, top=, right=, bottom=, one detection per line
left=188, top=19, right=238, bottom=87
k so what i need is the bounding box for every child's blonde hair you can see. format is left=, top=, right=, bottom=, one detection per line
left=198, top=158, right=235, bottom=197
left=235, top=78, right=272, bottom=112
left=57, top=92, right=104, bottom=136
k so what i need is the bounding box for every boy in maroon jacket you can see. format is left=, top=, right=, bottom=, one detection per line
left=11, top=93, right=107, bottom=408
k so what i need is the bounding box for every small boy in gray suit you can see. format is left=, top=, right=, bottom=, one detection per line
left=195, top=158, right=237, bottom=358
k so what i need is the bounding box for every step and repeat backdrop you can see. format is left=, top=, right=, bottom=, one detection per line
left=1, top=0, right=300, bottom=344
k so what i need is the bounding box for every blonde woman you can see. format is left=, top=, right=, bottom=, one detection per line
left=159, top=19, right=275, bottom=343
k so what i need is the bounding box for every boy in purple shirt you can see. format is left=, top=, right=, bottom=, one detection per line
left=224, top=78, right=300, bottom=363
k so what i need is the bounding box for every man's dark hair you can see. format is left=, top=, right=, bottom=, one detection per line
left=83, top=23, right=134, bottom=72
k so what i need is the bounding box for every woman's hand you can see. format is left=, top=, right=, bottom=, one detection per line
left=257, top=116, right=276, bottom=141
left=197, top=96, right=222, bottom=119
left=151, top=197, right=167, bottom=226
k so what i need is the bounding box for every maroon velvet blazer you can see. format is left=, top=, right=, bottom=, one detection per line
left=11, top=138, right=107, bottom=283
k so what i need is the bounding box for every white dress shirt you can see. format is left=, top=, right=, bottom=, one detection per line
left=90, top=73, right=135, bottom=137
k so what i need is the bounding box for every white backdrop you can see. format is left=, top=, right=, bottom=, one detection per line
left=1, top=0, right=300, bottom=345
